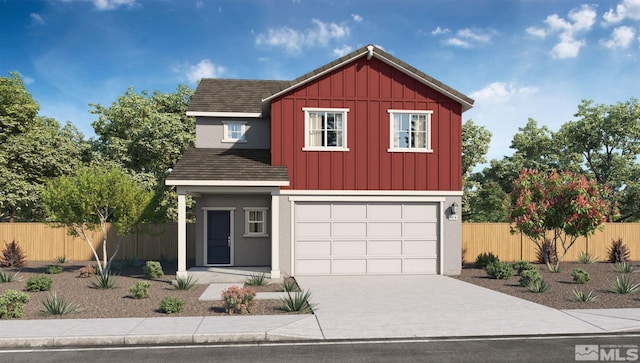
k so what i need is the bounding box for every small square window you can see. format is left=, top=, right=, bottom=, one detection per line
left=244, top=208, right=268, bottom=237
left=222, top=121, right=247, bottom=143
left=303, top=108, right=349, bottom=151
left=387, top=110, right=433, bottom=153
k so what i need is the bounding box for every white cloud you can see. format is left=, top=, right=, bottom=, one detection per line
left=255, top=19, right=349, bottom=54
left=601, top=25, right=636, bottom=48
left=443, top=28, right=493, bottom=48
left=176, top=59, right=225, bottom=83
left=30, top=13, right=45, bottom=25
left=431, top=26, right=450, bottom=35
left=333, top=44, right=353, bottom=57
left=470, top=82, right=538, bottom=103
left=351, top=14, right=363, bottom=22
left=603, top=0, right=640, bottom=25
left=22, top=76, right=35, bottom=85
left=529, top=4, right=596, bottom=59
left=526, top=26, right=546, bottom=38
left=91, top=0, right=137, bottom=11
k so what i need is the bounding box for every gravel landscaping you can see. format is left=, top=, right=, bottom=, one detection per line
left=456, top=261, right=640, bottom=310
left=0, top=261, right=300, bottom=320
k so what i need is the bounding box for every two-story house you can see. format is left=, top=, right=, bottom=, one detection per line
left=167, top=44, right=474, bottom=279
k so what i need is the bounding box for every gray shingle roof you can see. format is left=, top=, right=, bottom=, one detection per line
left=187, top=79, right=290, bottom=114
left=166, top=148, right=288, bottom=182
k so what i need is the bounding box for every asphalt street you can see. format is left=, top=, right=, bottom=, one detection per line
left=2, top=334, right=640, bottom=363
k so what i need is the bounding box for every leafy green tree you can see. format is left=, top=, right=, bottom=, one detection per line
left=508, top=169, right=612, bottom=271
left=40, top=165, right=154, bottom=275
left=467, top=181, right=509, bottom=222
left=0, top=73, right=89, bottom=222
left=558, top=98, right=640, bottom=221
left=461, top=120, right=492, bottom=220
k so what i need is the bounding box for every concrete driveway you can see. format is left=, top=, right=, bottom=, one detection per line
left=295, top=275, right=605, bottom=339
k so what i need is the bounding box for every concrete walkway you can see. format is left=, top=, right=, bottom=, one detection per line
left=1, top=276, right=640, bottom=348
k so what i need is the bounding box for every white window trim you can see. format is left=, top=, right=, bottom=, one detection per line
left=222, top=121, right=248, bottom=143
left=387, top=109, right=433, bottom=153
left=243, top=207, right=269, bottom=237
left=302, top=107, right=350, bottom=151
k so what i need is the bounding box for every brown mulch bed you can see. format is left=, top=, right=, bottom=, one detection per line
left=455, top=261, right=640, bottom=310
left=0, top=261, right=301, bottom=320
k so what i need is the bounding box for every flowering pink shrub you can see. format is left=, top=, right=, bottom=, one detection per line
left=221, top=286, right=256, bottom=314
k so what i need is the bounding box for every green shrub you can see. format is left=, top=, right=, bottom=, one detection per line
left=245, top=272, right=269, bottom=286
left=279, top=289, right=317, bottom=313
left=527, top=279, right=550, bottom=293
left=25, top=275, right=52, bottom=292
left=0, top=240, right=26, bottom=268
left=0, top=270, right=19, bottom=283
left=159, top=296, right=184, bottom=314
left=52, top=256, right=67, bottom=264
left=577, top=251, right=598, bottom=264
left=40, top=293, right=79, bottom=315
left=610, top=275, right=640, bottom=294
left=484, top=261, right=513, bottom=279
left=128, top=281, right=151, bottom=299
left=46, top=264, right=63, bottom=274
left=172, top=275, right=197, bottom=290
left=0, top=289, right=30, bottom=319
left=571, top=268, right=590, bottom=284
left=572, top=288, right=596, bottom=302
left=518, top=269, right=542, bottom=287
left=613, top=262, right=633, bottom=273
left=143, top=261, right=164, bottom=279
left=608, top=238, right=630, bottom=263
left=90, top=272, right=118, bottom=289
left=513, top=260, right=537, bottom=275
left=221, top=286, right=256, bottom=314
left=475, top=252, right=499, bottom=269
left=77, top=265, right=96, bottom=278
left=282, top=279, right=300, bottom=292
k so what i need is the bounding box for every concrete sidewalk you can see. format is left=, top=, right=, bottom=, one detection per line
left=1, top=276, right=640, bottom=348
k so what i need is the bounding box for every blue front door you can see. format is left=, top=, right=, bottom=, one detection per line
left=207, top=211, right=231, bottom=264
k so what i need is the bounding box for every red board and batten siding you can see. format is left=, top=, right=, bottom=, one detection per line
left=270, top=56, right=462, bottom=191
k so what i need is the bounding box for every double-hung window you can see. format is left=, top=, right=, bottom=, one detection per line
left=388, top=110, right=433, bottom=152
left=244, top=208, right=268, bottom=237
left=222, top=121, right=247, bottom=143
left=303, top=108, right=349, bottom=151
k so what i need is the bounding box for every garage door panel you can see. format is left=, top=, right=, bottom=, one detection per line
left=333, top=222, right=367, bottom=237
left=333, top=259, right=367, bottom=274
left=368, top=222, right=402, bottom=237
left=404, top=222, right=438, bottom=237
left=369, top=240, right=402, bottom=255
left=369, top=259, right=402, bottom=274
left=404, top=240, right=437, bottom=256
left=296, top=222, right=331, bottom=238
left=333, top=204, right=366, bottom=220
left=295, top=202, right=439, bottom=275
left=333, top=240, right=367, bottom=255
left=297, top=241, right=331, bottom=256
left=296, top=259, right=331, bottom=275
left=368, top=204, right=402, bottom=219
left=404, top=259, right=437, bottom=274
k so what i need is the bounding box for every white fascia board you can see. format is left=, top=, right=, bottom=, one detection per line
left=262, top=51, right=369, bottom=103
left=176, top=186, right=281, bottom=195
left=166, top=180, right=289, bottom=187
left=373, top=53, right=474, bottom=112
left=186, top=111, right=262, bottom=118
left=288, top=195, right=447, bottom=202
left=281, top=190, right=463, bottom=196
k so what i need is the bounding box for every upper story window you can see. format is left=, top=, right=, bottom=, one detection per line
left=302, top=108, right=349, bottom=151
left=222, top=121, right=247, bottom=143
left=387, top=110, right=433, bottom=153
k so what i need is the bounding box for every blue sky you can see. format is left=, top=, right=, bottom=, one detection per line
left=1, top=0, right=639, bottom=162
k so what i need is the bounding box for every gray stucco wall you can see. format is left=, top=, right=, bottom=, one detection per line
left=276, top=195, right=293, bottom=276
left=442, top=196, right=462, bottom=275
left=195, top=117, right=271, bottom=149
left=194, top=194, right=271, bottom=267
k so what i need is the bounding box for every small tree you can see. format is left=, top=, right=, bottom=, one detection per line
left=508, top=169, right=612, bottom=271
left=40, top=165, right=154, bottom=275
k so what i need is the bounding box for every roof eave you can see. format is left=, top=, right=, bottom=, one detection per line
left=166, top=180, right=290, bottom=187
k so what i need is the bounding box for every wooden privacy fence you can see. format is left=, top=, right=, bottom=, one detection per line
left=0, top=223, right=196, bottom=262
left=462, top=223, right=640, bottom=263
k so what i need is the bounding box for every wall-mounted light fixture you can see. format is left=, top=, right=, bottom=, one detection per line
left=451, top=202, right=458, bottom=214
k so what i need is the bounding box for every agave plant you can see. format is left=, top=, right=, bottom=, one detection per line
left=40, top=293, right=79, bottom=316
left=172, top=275, right=198, bottom=290
left=279, top=289, right=317, bottom=313
left=571, top=288, right=596, bottom=302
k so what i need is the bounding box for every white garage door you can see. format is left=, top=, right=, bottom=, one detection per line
left=294, top=202, right=439, bottom=275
